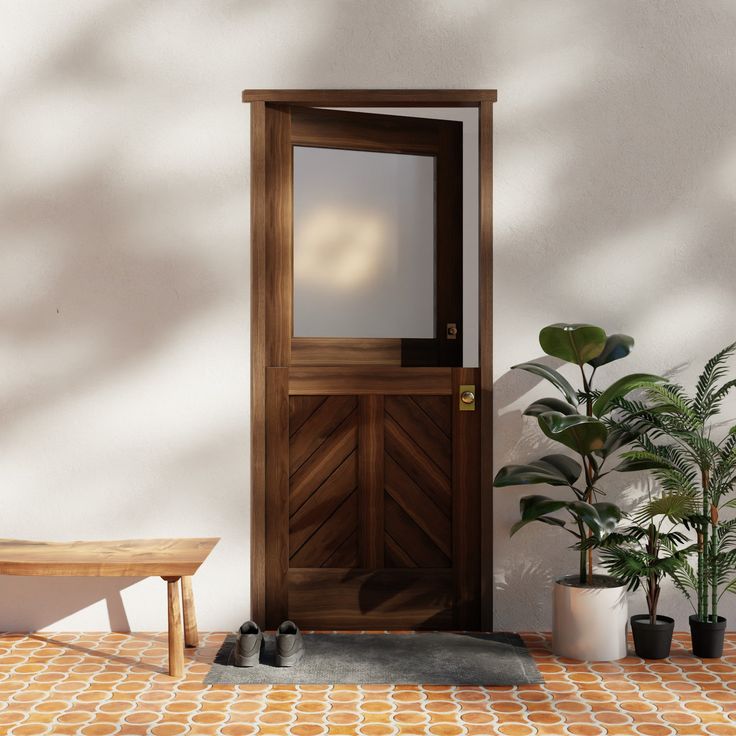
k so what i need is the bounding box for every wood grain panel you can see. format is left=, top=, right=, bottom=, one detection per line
left=243, top=89, right=498, bottom=105
left=0, top=538, right=218, bottom=577
left=384, top=496, right=450, bottom=568
left=479, top=101, right=494, bottom=630
left=249, top=100, right=267, bottom=624
left=287, top=568, right=453, bottom=629
left=452, top=368, right=481, bottom=630
left=291, top=338, right=401, bottom=366
left=359, top=395, right=384, bottom=568
left=291, top=106, right=442, bottom=154
left=384, top=415, right=452, bottom=515
left=289, top=396, right=357, bottom=476
left=289, top=452, right=357, bottom=553
left=289, top=412, right=358, bottom=514
left=265, top=104, right=292, bottom=366
left=289, top=395, right=326, bottom=437
left=265, top=367, right=289, bottom=626
left=412, top=395, right=452, bottom=437
left=385, top=396, right=452, bottom=478
left=385, top=456, right=451, bottom=558
left=288, top=368, right=452, bottom=395
left=289, top=491, right=358, bottom=568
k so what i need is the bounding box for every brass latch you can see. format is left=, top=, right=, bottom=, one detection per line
left=459, top=384, right=476, bottom=411
left=446, top=323, right=458, bottom=340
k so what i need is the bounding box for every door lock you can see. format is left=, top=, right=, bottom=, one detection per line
left=446, top=323, right=458, bottom=340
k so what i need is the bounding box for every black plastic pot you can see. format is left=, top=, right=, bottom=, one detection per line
left=630, top=614, right=674, bottom=659
left=689, top=614, right=727, bottom=658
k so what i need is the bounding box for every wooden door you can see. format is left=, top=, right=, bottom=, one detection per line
left=257, top=103, right=484, bottom=629
left=265, top=367, right=480, bottom=629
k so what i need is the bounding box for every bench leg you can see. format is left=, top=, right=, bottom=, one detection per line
left=181, top=575, right=198, bottom=648
left=164, top=576, right=184, bottom=677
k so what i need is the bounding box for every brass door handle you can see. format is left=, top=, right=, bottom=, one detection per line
left=459, top=385, right=476, bottom=411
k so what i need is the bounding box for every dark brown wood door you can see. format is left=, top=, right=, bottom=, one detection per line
left=265, top=367, right=480, bottom=629
left=258, top=104, right=482, bottom=629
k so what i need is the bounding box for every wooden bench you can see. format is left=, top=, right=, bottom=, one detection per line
left=0, top=537, right=219, bottom=677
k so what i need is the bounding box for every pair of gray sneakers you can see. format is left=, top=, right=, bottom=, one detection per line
left=233, top=620, right=304, bottom=667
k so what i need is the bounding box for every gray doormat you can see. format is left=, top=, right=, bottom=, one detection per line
left=204, top=632, right=542, bottom=685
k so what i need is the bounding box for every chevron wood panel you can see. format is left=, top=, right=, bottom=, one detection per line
left=288, top=396, right=359, bottom=569
left=383, top=395, right=453, bottom=569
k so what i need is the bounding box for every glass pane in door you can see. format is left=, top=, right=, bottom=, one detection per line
left=293, top=146, right=435, bottom=339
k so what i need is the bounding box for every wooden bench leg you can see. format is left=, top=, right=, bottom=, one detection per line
left=163, top=576, right=184, bottom=677
left=181, top=575, right=198, bottom=648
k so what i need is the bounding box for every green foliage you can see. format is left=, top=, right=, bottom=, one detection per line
left=600, top=491, right=696, bottom=623
left=494, top=323, right=654, bottom=584
left=615, top=342, right=736, bottom=622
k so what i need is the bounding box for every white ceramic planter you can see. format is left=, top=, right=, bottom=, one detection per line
left=552, top=575, right=628, bottom=661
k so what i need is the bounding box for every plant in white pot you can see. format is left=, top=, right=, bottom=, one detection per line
left=494, top=323, right=664, bottom=661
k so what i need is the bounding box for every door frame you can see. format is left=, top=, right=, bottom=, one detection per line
left=242, top=89, right=497, bottom=629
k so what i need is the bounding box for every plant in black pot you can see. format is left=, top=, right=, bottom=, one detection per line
left=616, top=342, right=736, bottom=658
left=494, top=323, right=664, bottom=661
left=599, top=492, right=696, bottom=659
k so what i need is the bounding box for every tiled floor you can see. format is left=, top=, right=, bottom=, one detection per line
left=0, top=632, right=734, bottom=735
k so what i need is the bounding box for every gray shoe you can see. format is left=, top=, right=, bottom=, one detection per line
left=233, top=621, right=263, bottom=667
left=275, top=620, right=304, bottom=667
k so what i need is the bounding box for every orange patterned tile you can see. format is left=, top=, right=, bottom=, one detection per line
left=1, top=631, right=736, bottom=735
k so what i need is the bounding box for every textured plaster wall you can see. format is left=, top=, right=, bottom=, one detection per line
left=1, top=0, right=735, bottom=632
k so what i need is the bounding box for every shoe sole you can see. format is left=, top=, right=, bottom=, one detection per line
left=275, top=649, right=304, bottom=667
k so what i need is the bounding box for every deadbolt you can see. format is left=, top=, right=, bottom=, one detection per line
left=459, top=385, right=476, bottom=411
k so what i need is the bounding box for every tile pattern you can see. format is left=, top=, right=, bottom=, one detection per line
left=0, top=631, right=734, bottom=735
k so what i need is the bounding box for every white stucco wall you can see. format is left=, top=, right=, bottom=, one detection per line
left=1, top=0, right=734, bottom=632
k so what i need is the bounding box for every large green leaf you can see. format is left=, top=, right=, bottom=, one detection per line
left=591, top=502, right=623, bottom=534
left=493, top=454, right=582, bottom=487
left=588, top=333, right=635, bottom=368
left=592, top=373, right=667, bottom=417
left=510, top=494, right=569, bottom=536
left=511, top=362, right=578, bottom=405
left=537, top=412, right=608, bottom=454
left=523, top=397, right=578, bottom=417
left=539, top=323, right=607, bottom=365
left=613, top=456, right=670, bottom=472
left=596, top=427, right=639, bottom=459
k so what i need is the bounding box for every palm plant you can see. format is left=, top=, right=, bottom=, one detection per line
left=599, top=492, right=696, bottom=625
left=494, top=323, right=664, bottom=585
left=616, top=342, right=736, bottom=624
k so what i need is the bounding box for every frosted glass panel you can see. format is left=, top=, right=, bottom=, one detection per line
left=293, top=146, right=435, bottom=338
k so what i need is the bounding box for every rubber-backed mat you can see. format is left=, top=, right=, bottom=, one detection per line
left=204, top=632, right=543, bottom=685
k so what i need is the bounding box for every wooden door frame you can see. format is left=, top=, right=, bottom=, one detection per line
left=243, top=89, right=497, bottom=629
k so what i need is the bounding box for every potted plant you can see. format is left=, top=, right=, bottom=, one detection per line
left=599, top=492, right=695, bottom=659
left=494, top=323, right=664, bottom=661
left=616, top=342, right=736, bottom=658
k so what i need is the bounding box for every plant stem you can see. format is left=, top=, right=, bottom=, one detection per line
left=577, top=518, right=586, bottom=584
left=701, top=468, right=710, bottom=622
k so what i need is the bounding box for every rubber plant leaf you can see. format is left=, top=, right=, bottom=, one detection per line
left=539, top=323, right=607, bottom=365
left=587, top=333, right=635, bottom=368
left=596, top=427, right=639, bottom=459
left=537, top=412, right=608, bottom=454
left=567, top=500, right=604, bottom=536
left=523, top=397, right=578, bottom=417
left=592, top=373, right=667, bottom=418
left=511, top=362, right=578, bottom=406
left=510, top=494, right=569, bottom=536
left=613, top=456, right=670, bottom=472
left=493, top=454, right=582, bottom=487
left=591, top=502, right=622, bottom=534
